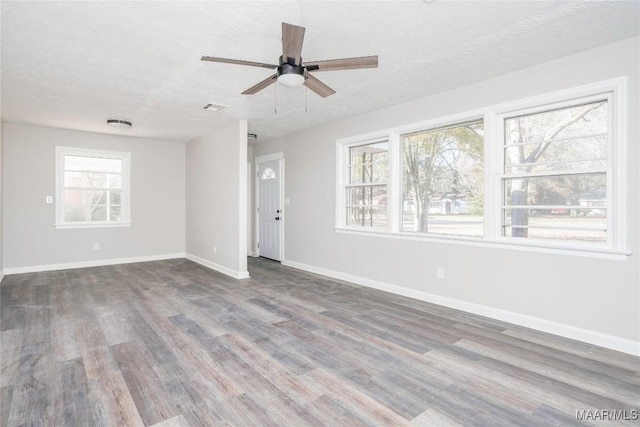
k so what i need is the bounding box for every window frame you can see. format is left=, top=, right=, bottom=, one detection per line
left=494, top=94, right=614, bottom=250
left=55, top=146, right=132, bottom=229
left=345, top=138, right=390, bottom=230
left=398, top=118, right=486, bottom=238
left=489, top=79, right=626, bottom=253
left=335, top=77, right=628, bottom=259
left=336, top=132, right=392, bottom=231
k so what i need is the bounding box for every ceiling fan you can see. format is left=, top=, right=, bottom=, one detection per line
left=201, top=22, right=378, bottom=98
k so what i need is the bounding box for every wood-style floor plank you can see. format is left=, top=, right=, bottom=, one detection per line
left=111, top=341, right=179, bottom=425
left=1, top=257, right=638, bottom=426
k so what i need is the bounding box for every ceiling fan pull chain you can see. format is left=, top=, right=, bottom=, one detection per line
left=274, top=82, right=278, bottom=114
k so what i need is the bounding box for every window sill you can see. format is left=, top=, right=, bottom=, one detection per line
left=334, top=227, right=631, bottom=261
left=55, top=222, right=132, bottom=230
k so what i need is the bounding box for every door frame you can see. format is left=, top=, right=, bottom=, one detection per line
left=255, top=152, right=285, bottom=261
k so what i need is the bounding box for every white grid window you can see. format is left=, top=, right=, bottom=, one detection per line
left=336, top=78, right=626, bottom=257
left=345, top=140, right=389, bottom=229
left=56, top=147, right=131, bottom=228
left=499, top=99, right=610, bottom=247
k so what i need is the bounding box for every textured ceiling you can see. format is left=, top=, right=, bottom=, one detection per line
left=1, top=1, right=639, bottom=143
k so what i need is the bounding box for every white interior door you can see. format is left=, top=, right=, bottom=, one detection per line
left=258, top=159, right=281, bottom=261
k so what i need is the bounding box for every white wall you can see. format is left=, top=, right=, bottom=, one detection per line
left=0, top=123, right=3, bottom=279
left=2, top=123, right=186, bottom=271
left=247, top=143, right=256, bottom=257
left=253, top=36, right=640, bottom=353
left=186, top=120, right=248, bottom=279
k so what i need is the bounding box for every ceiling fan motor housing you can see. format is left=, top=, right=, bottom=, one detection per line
left=278, top=55, right=305, bottom=78
left=277, top=55, right=306, bottom=86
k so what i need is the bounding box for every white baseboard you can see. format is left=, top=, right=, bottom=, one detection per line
left=185, top=253, right=250, bottom=280
left=3, top=253, right=186, bottom=275
left=282, top=258, right=640, bottom=356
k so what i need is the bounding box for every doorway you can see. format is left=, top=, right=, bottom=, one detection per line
left=255, top=153, right=284, bottom=261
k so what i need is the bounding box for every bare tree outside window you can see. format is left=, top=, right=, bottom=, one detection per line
left=402, top=121, right=484, bottom=236
left=63, top=155, right=123, bottom=223
left=503, top=100, right=608, bottom=244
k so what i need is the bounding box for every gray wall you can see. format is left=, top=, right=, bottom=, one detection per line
left=253, top=37, right=640, bottom=347
left=2, top=123, right=186, bottom=269
left=186, top=120, right=248, bottom=278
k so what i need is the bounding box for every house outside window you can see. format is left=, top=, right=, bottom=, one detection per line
left=401, top=120, right=484, bottom=237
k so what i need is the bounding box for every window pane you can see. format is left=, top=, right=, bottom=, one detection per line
left=64, top=204, right=122, bottom=223
left=64, top=171, right=84, bottom=187
left=504, top=101, right=607, bottom=175
left=347, top=206, right=387, bottom=229
left=418, top=212, right=484, bottom=237
left=503, top=210, right=607, bottom=244
left=261, top=167, right=276, bottom=180
left=91, top=206, right=108, bottom=221
left=401, top=120, right=484, bottom=236
left=109, top=190, right=121, bottom=205
left=502, top=173, right=606, bottom=242
left=346, top=185, right=387, bottom=228
left=65, top=155, right=121, bottom=173
left=108, top=174, right=122, bottom=188
left=64, top=189, right=107, bottom=206
left=64, top=189, right=84, bottom=206
left=64, top=171, right=110, bottom=188
left=109, top=206, right=121, bottom=221
left=64, top=206, right=90, bottom=222
left=347, top=185, right=386, bottom=207
left=349, top=142, right=388, bottom=184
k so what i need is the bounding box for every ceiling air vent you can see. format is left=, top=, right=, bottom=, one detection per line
left=201, top=103, right=227, bottom=112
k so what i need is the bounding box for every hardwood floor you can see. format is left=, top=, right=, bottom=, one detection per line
left=1, top=257, right=638, bottom=426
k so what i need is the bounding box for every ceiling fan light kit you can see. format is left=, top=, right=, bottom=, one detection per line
left=277, top=59, right=305, bottom=87
left=277, top=73, right=304, bottom=87
left=202, top=22, right=378, bottom=98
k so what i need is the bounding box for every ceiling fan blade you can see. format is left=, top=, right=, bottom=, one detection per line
left=201, top=56, right=277, bottom=70
left=282, top=22, right=305, bottom=65
left=304, top=55, right=378, bottom=72
left=242, top=74, right=278, bottom=95
left=303, top=72, right=335, bottom=98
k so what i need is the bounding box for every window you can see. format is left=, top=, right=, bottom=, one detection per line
left=401, top=120, right=484, bottom=237
left=261, top=167, right=276, bottom=180
left=345, top=140, right=388, bottom=229
left=336, top=78, right=626, bottom=256
left=500, top=99, right=609, bottom=246
left=55, top=147, right=131, bottom=228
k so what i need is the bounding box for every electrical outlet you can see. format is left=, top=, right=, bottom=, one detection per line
left=45, top=196, right=53, bottom=204
left=93, top=243, right=100, bottom=250
left=436, top=267, right=445, bottom=279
